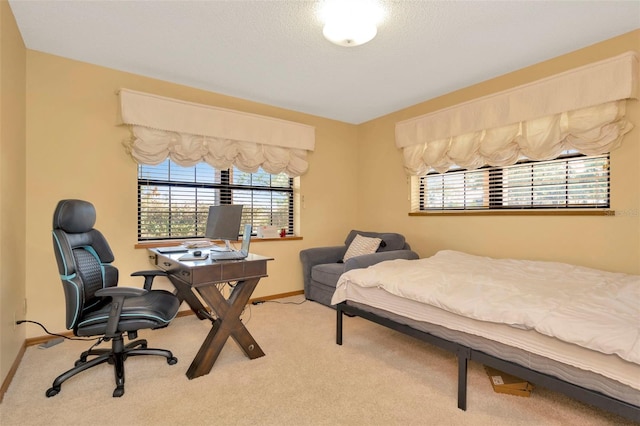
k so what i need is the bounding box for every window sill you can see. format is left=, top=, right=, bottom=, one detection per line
left=135, top=236, right=302, bottom=249
left=409, top=210, right=616, bottom=217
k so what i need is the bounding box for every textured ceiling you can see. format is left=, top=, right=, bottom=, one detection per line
left=8, top=0, right=640, bottom=124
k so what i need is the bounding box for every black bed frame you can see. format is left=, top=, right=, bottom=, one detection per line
left=336, top=302, right=640, bottom=423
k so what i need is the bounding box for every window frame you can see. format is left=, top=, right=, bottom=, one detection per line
left=137, top=161, right=294, bottom=241
left=417, top=153, right=610, bottom=213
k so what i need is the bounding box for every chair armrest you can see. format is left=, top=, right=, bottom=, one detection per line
left=95, top=287, right=148, bottom=298
left=344, top=250, right=419, bottom=272
left=299, top=246, right=346, bottom=292
left=131, top=270, right=168, bottom=290
left=95, top=287, right=149, bottom=336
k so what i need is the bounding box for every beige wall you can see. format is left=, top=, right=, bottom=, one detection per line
left=0, top=0, right=27, bottom=390
left=1, top=0, right=639, bottom=388
left=24, top=50, right=359, bottom=338
left=358, top=30, right=640, bottom=274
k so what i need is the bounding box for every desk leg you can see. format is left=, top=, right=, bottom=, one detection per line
left=186, top=277, right=265, bottom=379
left=226, top=279, right=265, bottom=359
left=167, top=274, right=209, bottom=321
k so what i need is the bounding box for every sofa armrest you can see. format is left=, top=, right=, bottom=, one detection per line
left=344, top=249, right=419, bottom=272
left=299, top=245, right=346, bottom=291
left=300, top=245, right=345, bottom=265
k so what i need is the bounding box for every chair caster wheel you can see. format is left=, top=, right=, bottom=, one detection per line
left=113, top=387, right=124, bottom=397
left=167, top=357, right=178, bottom=365
left=46, top=387, right=60, bottom=397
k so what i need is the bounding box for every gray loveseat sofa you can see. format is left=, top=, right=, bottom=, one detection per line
left=299, top=230, right=419, bottom=308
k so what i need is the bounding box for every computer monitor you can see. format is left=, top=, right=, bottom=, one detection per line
left=204, top=204, right=243, bottom=252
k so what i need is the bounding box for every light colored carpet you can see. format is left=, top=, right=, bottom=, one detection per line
left=0, top=296, right=635, bottom=426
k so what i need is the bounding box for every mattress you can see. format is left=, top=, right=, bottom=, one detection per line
left=333, top=250, right=640, bottom=364
left=338, top=283, right=640, bottom=406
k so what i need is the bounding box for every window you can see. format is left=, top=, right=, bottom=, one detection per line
left=138, top=160, right=294, bottom=240
left=420, top=153, right=609, bottom=211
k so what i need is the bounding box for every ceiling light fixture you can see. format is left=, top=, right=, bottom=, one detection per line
left=319, top=0, right=385, bottom=47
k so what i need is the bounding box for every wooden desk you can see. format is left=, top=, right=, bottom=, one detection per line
left=148, top=249, right=273, bottom=379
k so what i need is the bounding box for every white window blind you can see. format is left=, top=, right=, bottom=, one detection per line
left=396, top=52, right=637, bottom=176
left=120, top=89, right=315, bottom=178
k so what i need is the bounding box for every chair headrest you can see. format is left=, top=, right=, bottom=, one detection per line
left=53, top=199, right=96, bottom=233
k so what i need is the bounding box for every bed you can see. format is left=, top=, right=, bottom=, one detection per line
left=331, top=250, right=640, bottom=422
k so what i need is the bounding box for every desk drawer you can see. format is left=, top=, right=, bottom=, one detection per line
left=152, top=255, right=179, bottom=273
left=191, top=260, right=267, bottom=284
left=150, top=250, right=269, bottom=286
left=150, top=254, right=195, bottom=281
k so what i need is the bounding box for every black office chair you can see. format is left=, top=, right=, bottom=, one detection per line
left=48, top=199, right=180, bottom=397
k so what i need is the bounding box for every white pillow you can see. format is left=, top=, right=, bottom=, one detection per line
left=343, top=234, right=382, bottom=262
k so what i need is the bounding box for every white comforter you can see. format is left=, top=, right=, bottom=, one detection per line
left=332, top=250, right=640, bottom=364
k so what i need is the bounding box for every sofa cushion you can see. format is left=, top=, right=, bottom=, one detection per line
left=311, top=263, right=346, bottom=287
left=345, top=230, right=406, bottom=252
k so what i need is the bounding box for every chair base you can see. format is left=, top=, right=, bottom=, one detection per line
left=46, top=335, right=177, bottom=398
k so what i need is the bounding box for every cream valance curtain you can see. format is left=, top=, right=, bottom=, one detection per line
left=119, top=89, right=316, bottom=177
left=396, top=52, right=638, bottom=175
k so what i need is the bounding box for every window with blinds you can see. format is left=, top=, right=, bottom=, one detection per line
left=420, top=153, right=610, bottom=211
left=138, top=160, right=294, bottom=240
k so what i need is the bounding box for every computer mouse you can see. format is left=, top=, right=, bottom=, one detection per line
left=193, top=250, right=202, bottom=257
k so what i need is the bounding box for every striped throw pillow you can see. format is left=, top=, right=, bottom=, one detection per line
left=343, top=234, right=382, bottom=262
